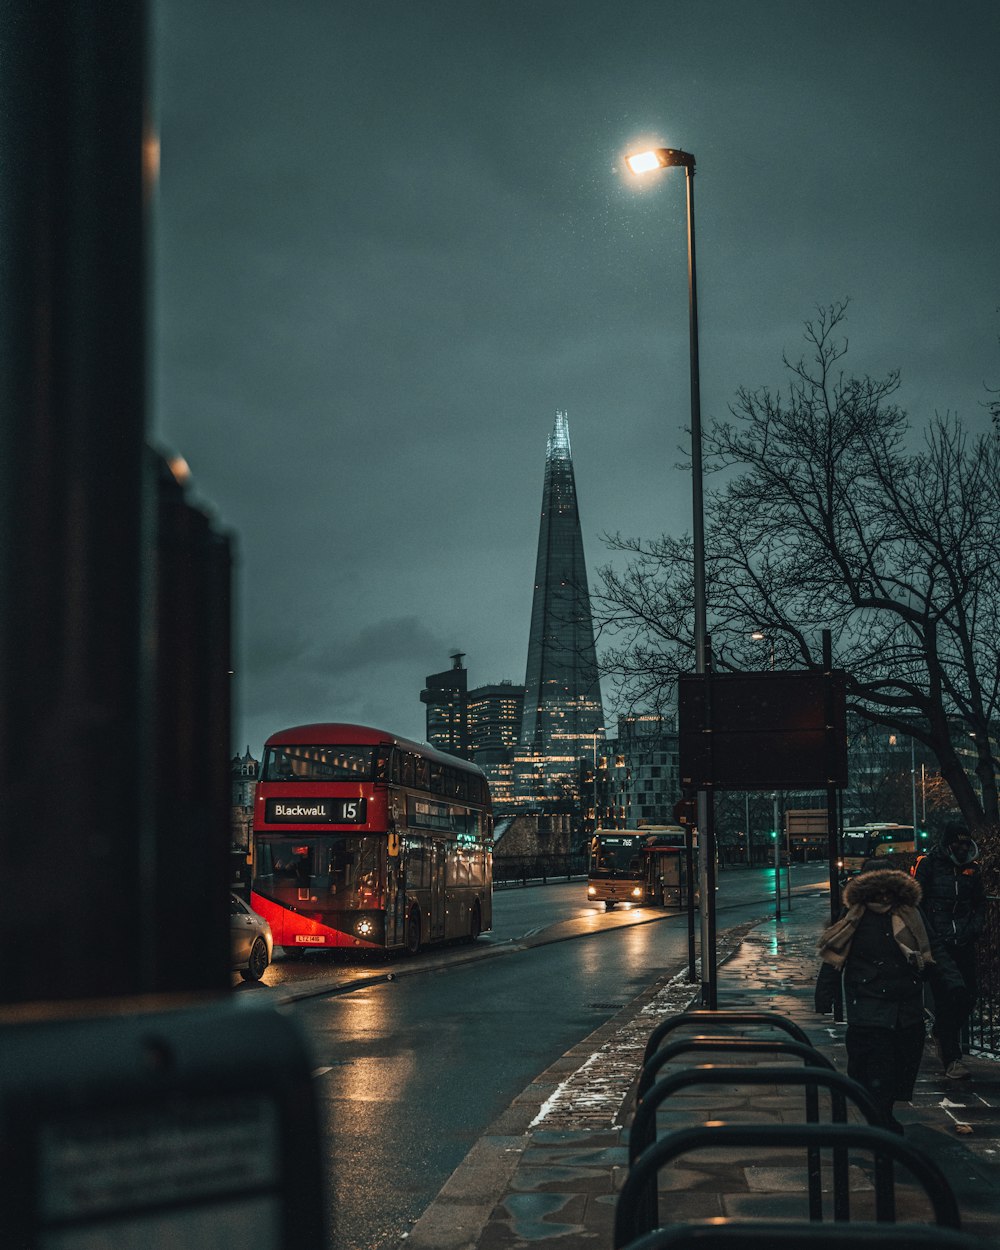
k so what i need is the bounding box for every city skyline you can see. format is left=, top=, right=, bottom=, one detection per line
left=151, top=2, right=1000, bottom=757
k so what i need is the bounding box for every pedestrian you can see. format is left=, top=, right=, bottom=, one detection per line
left=914, top=821, right=987, bottom=1080
left=815, top=860, right=959, bottom=1132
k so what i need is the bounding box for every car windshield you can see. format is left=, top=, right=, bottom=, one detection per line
left=262, top=745, right=375, bottom=782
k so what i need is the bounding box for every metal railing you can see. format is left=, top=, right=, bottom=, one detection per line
left=492, top=852, right=587, bottom=887
left=967, top=894, right=1000, bottom=1056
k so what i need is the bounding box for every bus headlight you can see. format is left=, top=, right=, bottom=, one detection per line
left=355, top=917, right=374, bottom=938
left=631, top=887, right=643, bottom=898
left=587, top=886, right=597, bottom=897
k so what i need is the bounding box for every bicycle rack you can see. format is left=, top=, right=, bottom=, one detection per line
left=617, top=1218, right=988, bottom=1250
left=637, top=1035, right=832, bottom=1102
left=628, top=1064, right=884, bottom=1226
left=613, top=1123, right=962, bottom=1249
left=641, top=1010, right=811, bottom=1066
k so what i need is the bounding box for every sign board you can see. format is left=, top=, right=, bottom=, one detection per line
left=679, top=670, right=848, bottom=791
left=0, top=1000, right=325, bottom=1247
left=673, top=798, right=698, bottom=826
left=785, top=808, right=830, bottom=835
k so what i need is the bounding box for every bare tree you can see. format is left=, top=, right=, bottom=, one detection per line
left=596, top=302, right=1000, bottom=846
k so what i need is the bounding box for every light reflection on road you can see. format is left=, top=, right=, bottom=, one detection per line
left=238, top=865, right=828, bottom=994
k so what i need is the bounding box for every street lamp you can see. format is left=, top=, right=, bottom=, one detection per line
left=626, top=144, right=711, bottom=1000
left=626, top=148, right=705, bottom=676
left=751, top=629, right=775, bottom=670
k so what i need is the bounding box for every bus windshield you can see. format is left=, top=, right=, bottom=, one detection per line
left=589, top=835, right=641, bottom=878
left=841, top=824, right=915, bottom=864
left=255, top=834, right=383, bottom=908
left=262, top=744, right=377, bottom=782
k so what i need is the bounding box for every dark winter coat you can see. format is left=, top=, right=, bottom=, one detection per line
left=815, top=868, right=960, bottom=1028
left=914, top=844, right=986, bottom=948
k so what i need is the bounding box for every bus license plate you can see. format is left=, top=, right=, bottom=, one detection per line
left=295, top=935, right=325, bottom=944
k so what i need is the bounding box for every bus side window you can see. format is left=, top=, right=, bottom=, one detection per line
left=257, top=842, right=274, bottom=880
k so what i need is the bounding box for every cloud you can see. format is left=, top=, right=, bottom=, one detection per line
left=310, top=616, right=448, bottom=677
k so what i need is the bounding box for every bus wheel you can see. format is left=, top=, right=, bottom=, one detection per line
left=469, top=901, right=482, bottom=942
left=241, top=938, right=270, bottom=983
left=604, top=900, right=617, bottom=911
left=405, top=909, right=422, bottom=955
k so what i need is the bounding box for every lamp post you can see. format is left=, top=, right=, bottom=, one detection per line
left=626, top=145, right=712, bottom=1003
left=911, top=736, right=918, bottom=839
left=590, top=728, right=605, bottom=834
left=751, top=629, right=785, bottom=914
left=627, top=148, right=706, bottom=678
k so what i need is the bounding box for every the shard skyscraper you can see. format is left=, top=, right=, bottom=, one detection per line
left=514, top=411, right=604, bottom=811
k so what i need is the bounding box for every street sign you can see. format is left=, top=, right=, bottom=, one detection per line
left=679, top=670, right=848, bottom=791
left=673, top=798, right=698, bottom=826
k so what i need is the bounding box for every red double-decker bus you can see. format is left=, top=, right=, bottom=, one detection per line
left=251, top=723, right=493, bottom=954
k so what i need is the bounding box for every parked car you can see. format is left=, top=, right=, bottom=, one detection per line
left=231, top=892, right=273, bottom=982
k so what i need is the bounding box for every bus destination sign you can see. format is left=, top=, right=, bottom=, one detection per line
left=265, top=798, right=367, bottom=824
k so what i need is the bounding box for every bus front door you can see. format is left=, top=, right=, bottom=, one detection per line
left=386, top=844, right=404, bottom=947
left=430, top=841, right=446, bottom=940
left=659, top=851, right=682, bottom=905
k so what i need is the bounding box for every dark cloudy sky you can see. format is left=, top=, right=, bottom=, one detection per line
left=151, top=1, right=1000, bottom=757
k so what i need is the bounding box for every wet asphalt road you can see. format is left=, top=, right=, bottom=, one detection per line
left=263, top=866, right=826, bottom=1249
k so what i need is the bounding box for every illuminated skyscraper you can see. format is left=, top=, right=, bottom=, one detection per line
left=420, top=652, right=469, bottom=759
left=468, top=680, right=524, bottom=810
left=514, top=412, right=604, bottom=814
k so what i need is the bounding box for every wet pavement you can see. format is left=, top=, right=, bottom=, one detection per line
left=401, top=895, right=1000, bottom=1248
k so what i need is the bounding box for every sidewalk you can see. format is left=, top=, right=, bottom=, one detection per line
left=403, top=893, right=1000, bottom=1248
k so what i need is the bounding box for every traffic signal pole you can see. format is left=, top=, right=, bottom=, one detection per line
left=773, top=791, right=782, bottom=920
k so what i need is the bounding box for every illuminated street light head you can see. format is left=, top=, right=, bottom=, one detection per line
left=626, top=150, right=662, bottom=175
left=625, top=147, right=696, bottom=175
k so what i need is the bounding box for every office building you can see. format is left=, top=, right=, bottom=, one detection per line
left=606, top=714, right=680, bottom=828
left=420, top=652, right=469, bottom=759
left=513, top=412, right=604, bottom=814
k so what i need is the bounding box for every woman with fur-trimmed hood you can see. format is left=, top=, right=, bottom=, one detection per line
left=815, top=861, right=961, bottom=1132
